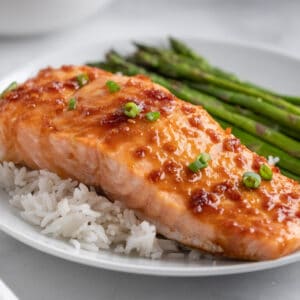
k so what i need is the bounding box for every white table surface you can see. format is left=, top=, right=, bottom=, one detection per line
left=1, top=0, right=300, bottom=299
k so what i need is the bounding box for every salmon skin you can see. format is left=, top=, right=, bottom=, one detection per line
left=0, top=65, right=299, bottom=261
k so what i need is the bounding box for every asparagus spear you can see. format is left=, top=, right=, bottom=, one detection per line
left=281, top=169, right=300, bottom=182
left=169, top=37, right=300, bottom=106
left=133, top=43, right=299, bottom=106
left=169, top=37, right=210, bottom=66
left=280, top=95, right=300, bottom=106
left=132, top=42, right=164, bottom=56
left=133, top=50, right=300, bottom=115
left=228, top=80, right=300, bottom=106
left=189, top=83, right=300, bottom=132
left=225, top=105, right=300, bottom=140
left=105, top=52, right=300, bottom=158
left=87, top=61, right=118, bottom=71
left=169, top=38, right=239, bottom=81
left=216, top=118, right=300, bottom=177
left=133, top=42, right=238, bottom=82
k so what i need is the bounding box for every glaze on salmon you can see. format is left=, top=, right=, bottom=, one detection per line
left=0, top=65, right=300, bottom=260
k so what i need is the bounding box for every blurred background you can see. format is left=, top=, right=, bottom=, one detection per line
left=1, top=0, right=300, bottom=76
left=1, top=0, right=300, bottom=299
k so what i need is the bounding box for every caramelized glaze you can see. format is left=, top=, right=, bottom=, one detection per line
left=0, top=65, right=299, bottom=260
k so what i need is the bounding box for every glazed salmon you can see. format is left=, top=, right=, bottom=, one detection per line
left=0, top=65, right=300, bottom=261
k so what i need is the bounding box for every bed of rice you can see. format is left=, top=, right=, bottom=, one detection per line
left=0, top=161, right=203, bottom=260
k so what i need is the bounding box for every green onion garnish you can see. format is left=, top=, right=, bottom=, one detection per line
left=76, top=73, right=89, bottom=87
left=259, top=164, right=273, bottom=181
left=68, top=98, right=77, bottom=110
left=199, top=152, right=211, bottom=163
left=146, top=111, right=160, bottom=122
left=106, top=80, right=120, bottom=93
left=123, top=102, right=140, bottom=118
left=1, top=81, right=18, bottom=98
left=242, top=172, right=261, bottom=189
left=188, top=152, right=211, bottom=173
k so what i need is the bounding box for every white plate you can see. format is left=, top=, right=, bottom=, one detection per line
left=0, top=38, right=300, bottom=276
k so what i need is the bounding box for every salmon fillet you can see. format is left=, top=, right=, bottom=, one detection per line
left=0, top=65, right=300, bottom=261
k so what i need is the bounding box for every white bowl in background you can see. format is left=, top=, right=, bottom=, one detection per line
left=0, top=0, right=112, bottom=35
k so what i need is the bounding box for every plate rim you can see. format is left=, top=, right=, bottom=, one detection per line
left=0, top=36, right=300, bottom=276
left=1, top=220, right=299, bottom=277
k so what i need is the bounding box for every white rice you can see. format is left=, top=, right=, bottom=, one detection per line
left=0, top=161, right=202, bottom=260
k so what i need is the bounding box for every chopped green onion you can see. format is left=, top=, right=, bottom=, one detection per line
left=188, top=160, right=206, bottom=173
left=242, top=172, right=261, bottom=189
left=146, top=111, right=160, bottom=122
left=68, top=98, right=77, bottom=110
left=188, top=152, right=211, bottom=173
left=106, top=80, right=120, bottom=93
left=199, top=152, right=211, bottom=164
left=259, top=164, right=273, bottom=181
left=76, top=73, right=89, bottom=87
left=1, top=81, right=18, bottom=98
left=123, top=102, right=140, bottom=118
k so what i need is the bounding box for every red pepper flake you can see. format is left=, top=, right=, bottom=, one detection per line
left=188, top=116, right=204, bottom=129
left=234, top=154, right=246, bottom=168
left=160, top=105, right=175, bottom=116
left=206, top=128, right=220, bottom=143
left=148, top=170, right=165, bottom=183
left=258, top=189, right=276, bottom=211
left=144, top=88, right=173, bottom=101
left=163, top=142, right=177, bottom=153
left=225, top=127, right=232, bottom=135
left=190, top=189, right=210, bottom=213
left=55, top=98, right=65, bottom=106
left=280, top=192, right=299, bottom=201
left=215, top=165, right=231, bottom=178
left=181, top=105, right=196, bottom=114
left=213, top=181, right=231, bottom=193
left=272, top=166, right=281, bottom=174
left=252, top=155, right=266, bottom=171
left=100, top=112, right=128, bottom=127
left=54, top=98, right=65, bottom=112
left=181, top=127, right=198, bottom=137
left=79, top=106, right=101, bottom=117
left=223, top=137, right=241, bottom=152
left=86, top=71, right=97, bottom=81
left=63, top=80, right=80, bottom=90
left=134, top=147, right=148, bottom=159
left=44, top=81, right=64, bottom=93
left=163, top=160, right=181, bottom=175
left=125, top=78, right=142, bottom=88
left=288, top=192, right=299, bottom=199
left=212, top=181, right=241, bottom=202
left=274, top=203, right=292, bottom=222
left=5, top=91, right=21, bottom=101
left=190, top=189, right=218, bottom=213
left=226, top=187, right=242, bottom=202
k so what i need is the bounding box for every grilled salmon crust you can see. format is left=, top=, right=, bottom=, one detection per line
left=0, top=65, right=299, bottom=261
